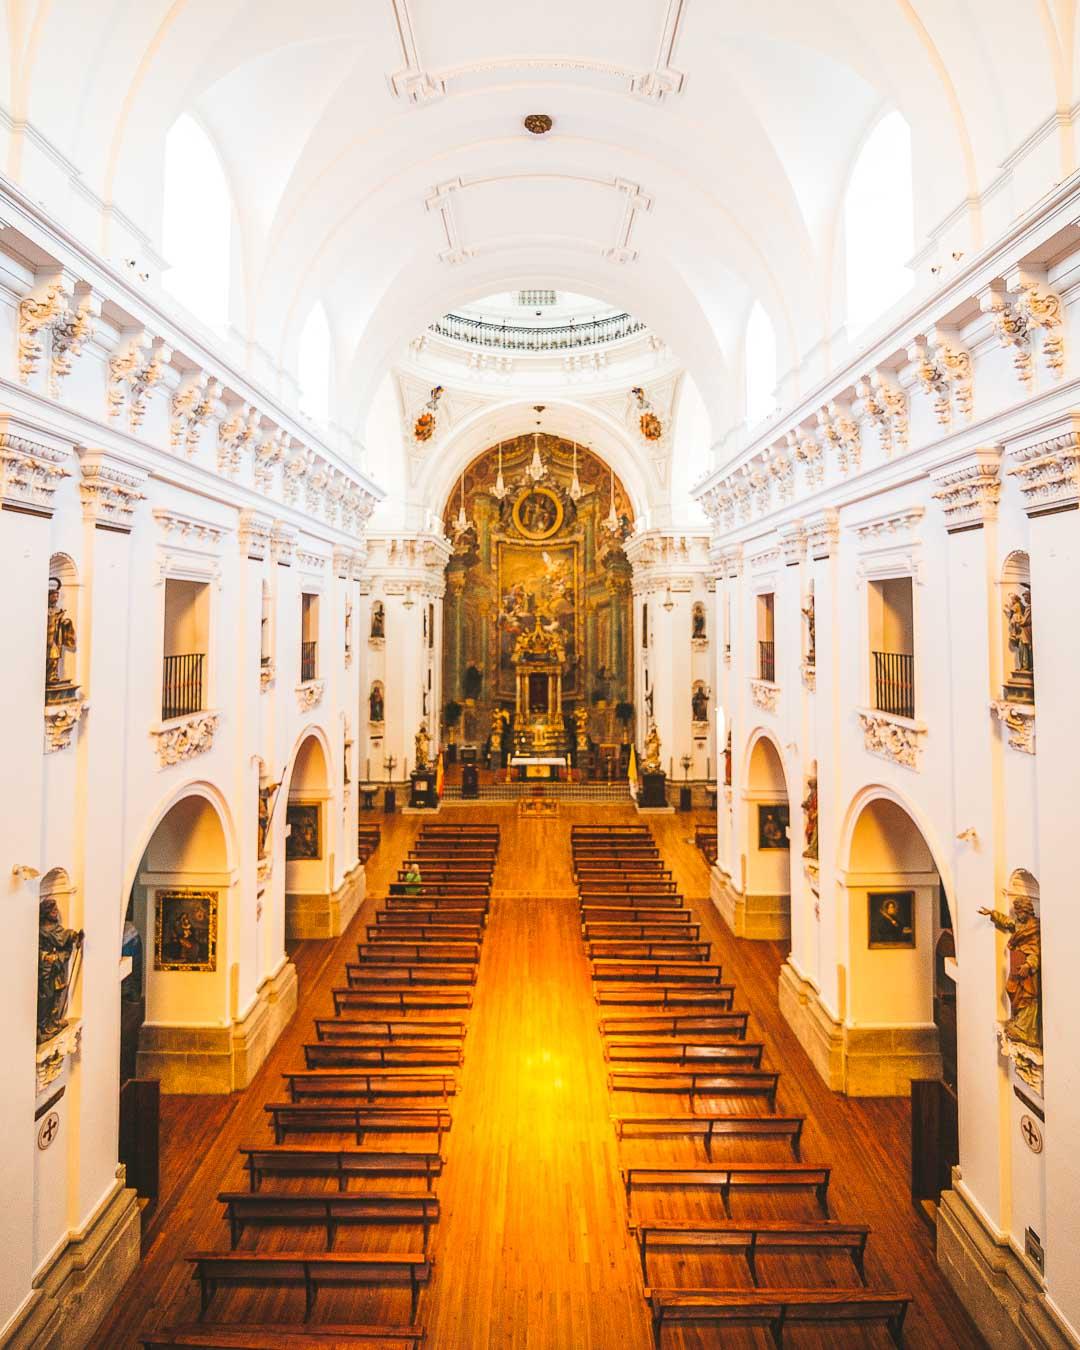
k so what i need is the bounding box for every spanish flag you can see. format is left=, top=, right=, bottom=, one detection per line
left=434, top=751, right=445, bottom=799
left=627, top=744, right=639, bottom=801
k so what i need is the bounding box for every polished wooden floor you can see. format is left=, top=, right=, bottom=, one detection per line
left=91, top=804, right=985, bottom=1348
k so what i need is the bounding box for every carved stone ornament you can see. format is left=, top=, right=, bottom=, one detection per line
left=260, top=660, right=275, bottom=691
left=36, top=1019, right=82, bottom=1092
left=50, top=291, right=96, bottom=399
left=297, top=680, right=325, bottom=712
left=1007, top=425, right=1080, bottom=514
left=750, top=679, right=779, bottom=712
left=852, top=506, right=924, bottom=544
left=789, top=430, right=824, bottom=488
left=153, top=508, right=229, bottom=547
left=254, top=429, right=288, bottom=490
left=982, top=275, right=1065, bottom=387
left=0, top=433, right=70, bottom=514
left=801, top=660, right=816, bottom=692
left=804, top=509, right=840, bottom=559
left=109, top=334, right=173, bottom=431
left=929, top=449, right=1002, bottom=530
left=990, top=700, right=1035, bottom=754
left=271, top=523, right=297, bottom=566
left=855, top=370, right=908, bottom=459
left=151, top=711, right=219, bottom=768
left=171, top=372, right=221, bottom=455
left=18, top=277, right=71, bottom=384
left=817, top=401, right=861, bottom=475
left=218, top=404, right=260, bottom=477
left=857, top=710, right=925, bottom=770
left=238, top=510, right=272, bottom=561
left=908, top=333, right=973, bottom=427
left=78, top=455, right=147, bottom=530
left=44, top=698, right=88, bottom=752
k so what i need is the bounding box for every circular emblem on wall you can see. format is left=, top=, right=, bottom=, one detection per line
left=512, top=486, right=564, bottom=540
left=1020, top=1114, right=1043, bottom=1154
left=640, top=410, right=663, bottom=441
left=37, top=1111, right=60, bottom=1150
left=523, top=114, right=553, bottom=135
left=413, top=410, right=436, bottom=442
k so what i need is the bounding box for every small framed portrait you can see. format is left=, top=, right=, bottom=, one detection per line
left=512, top=486, right=564, bottom=541
left=286, top=802, right=321, bottom=860
left=868, top=890, right=916, bottom=949
left=155, top=890, right=217, bottom=971
left=757, top=803, right=790, bottom=850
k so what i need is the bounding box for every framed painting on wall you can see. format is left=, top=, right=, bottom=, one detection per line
left=868, top=890, right=916, bottom=948
left=286, top=802, right=321, bottom=860
left=757, top=803, right=790, bottom=850
left=154, top=889, right=217, bottom=971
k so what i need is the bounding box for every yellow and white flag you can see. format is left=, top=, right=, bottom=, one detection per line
left=627, top=744, right=639, bottom=800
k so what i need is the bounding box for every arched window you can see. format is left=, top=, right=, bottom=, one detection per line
left=744, top=301, right=777, bottom=427
left=844, top=110, right=914, bottom=336
left=298, top=303, right=332, bottom=424
left=161, top=114, right=231, bottom=329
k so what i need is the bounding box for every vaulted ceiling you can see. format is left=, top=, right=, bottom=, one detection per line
left=4, top=0, right=1075, bottom=449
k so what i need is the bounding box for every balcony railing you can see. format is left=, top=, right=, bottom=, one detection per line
left=758, top=640, right=775, bottom=683
left=873, top=650, right=915, bottom=719
left=162, top=653, right=205, bottom=721
left=301, top=640, right=317, bottom=683
left=428, top=311, right=647, bottom=353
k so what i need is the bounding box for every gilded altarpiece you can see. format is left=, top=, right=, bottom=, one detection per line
left=443, top=436, right=634, bottom=750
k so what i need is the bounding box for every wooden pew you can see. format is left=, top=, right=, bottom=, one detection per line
left=594, top=985, right=736, bottom=1010
left=264, top=1102, right=452, bottom=1147
left=302, top=1043, right=463, bottom=1070
left=590, top=960, right=725, bottom=984
left=387, top=884, right=490, bottom=901
left=218, top=1191, right=441, bottom=1251
left=599, top=1011, right=749, bottom=1039
left=632, top=1218, right=868, bottom=1283
left=331, top=988, right=473, bottom=1014
left=603, top=1041, right=765, bottom=1069
left=381, top=901, right=489, bottom=922
left=612, top=1114, right=804, bottom=1160
left=239, top=1145, right=444, bottom=1192
left=607, top=1066, right=778, bottom=1108
left=582, top=920, right=702, bottom=941
left=141, top=1324, right=425, bottom=1348
left=283, top=1068, right=458, bottom=1102
left=580, top=906, right=693, bottom=926
left=368, top=921, right=485, bottom=942
left=622, top=1162, right=830, bottom=1214
left=355, top=941, right=482, bottom=964
left=577, top=880, right=679, bottom=894
left=187, top=1250, right=433, bottom=1321
left=313, top=1019, right=466, bottom=1044
left=644, top=1289, right=909, bottom=1349
left=344, top=963, right=478, bottom=988
left=585, top=939, right=711, bottom=961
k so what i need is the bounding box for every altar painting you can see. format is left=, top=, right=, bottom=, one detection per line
left=497, top=542, right=579, bottom=695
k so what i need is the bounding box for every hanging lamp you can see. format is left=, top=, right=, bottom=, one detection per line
left=569, top=442, right=582, bottom=501
left=453, top=472, right=471, bottom=535
left=492, top=441, right=507, bottom=499
left=604, top=465, right=620, bottom=533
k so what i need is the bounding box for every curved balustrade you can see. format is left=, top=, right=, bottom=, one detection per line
left=428, top=311, right=648, bottom=352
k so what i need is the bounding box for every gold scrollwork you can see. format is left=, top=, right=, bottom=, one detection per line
left=512, top=486, right=564, bottom=540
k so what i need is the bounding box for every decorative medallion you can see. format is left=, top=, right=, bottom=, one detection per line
left=632, top=386, right=663, bottom=440
left=414, top=385, right=444, bottom=442
left=523, top=114, right=553, bottom=135
left=1020, top=1114, right=1043, bottom=1154
left=512, top=485, right=564, bottom=540
left=37, top=1111, right=60, bottom=1150
left=151, top=711, right=219, bottom=768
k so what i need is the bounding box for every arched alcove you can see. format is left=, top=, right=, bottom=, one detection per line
left=740, top=733, right=791, bottom=942
left=999, top=551, right=1034, bottom=703
left=283, top=731, right=335, bottom=938
left=46, top=552, right=81, bottom=698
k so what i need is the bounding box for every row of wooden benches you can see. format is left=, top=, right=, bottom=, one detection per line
left=572, top=824, right=912, bottom=1348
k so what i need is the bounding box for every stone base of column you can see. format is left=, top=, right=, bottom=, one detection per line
left=4, top=1178, right=140, bottom=1349
left=135, top=959, right=298, bottom=1093
left=937, top=1182, right=1079, bottom=1349
left=777, top=959, right=941, bottom=1096
left=711, top=866, right=790, bottom=939
left=285, top=863, right=365, bottom=939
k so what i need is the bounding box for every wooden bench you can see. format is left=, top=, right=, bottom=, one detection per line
left=303, top=1042, right=463, bottom=1070
left=141, top=1323, right=425, bottom=1348
left=604, top=1040, right=764, bottom=1069
left=577, top=892, right=684, bottom=907
left=600, top=1012, right=748, bottom=1039
left=580, top=906, right=693, bottom=926
left=356, top=942, right=482, bottom=965
left=613, top=1113, right=804, bottom=1160
left=332, top=988, right=473, bottom=1014
left=578, top=880, right=678, bottom=894
left=387, top=885, right=491, bottom=901
left=187, top=1250, right=433, bottom=1322
left=239, top=1145, right=444, bottom=1192
left=644, top=1288, right=909, bottom=1348
left=218, top=1191, right=441, bottom=1251
left=594, top=984, right=736, bottom=1010
left=586, top=939, right=711, bottom=961
left=313, top=1019, right=466, bottom=1044
left=591, top=960, right=725, bottom=985
left=344, top=963, right=478, bottom=988
left=283, top=1068, right=458, bottom=1102
left=381, top=900, right=489, bottom=920
left=368, top=922, right=485, bottom=942
left=622, top=1163, right=830, bottom=1214
left=264, top=1102, right=452, bottom=1147
left=632, top=1218, right=868, bottom=1283
left=608, top=1066, right=779, bottom=1108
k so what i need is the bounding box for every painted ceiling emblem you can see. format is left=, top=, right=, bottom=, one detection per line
left=632, top=386, right=663, bottom=440
left=414, top=385, right=444, bottom=442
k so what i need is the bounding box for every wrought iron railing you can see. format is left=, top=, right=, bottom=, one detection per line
left=162, top=653, right=204, bottom=721
left=758, top=640, right=775, bottom=683
left=301, top=640, right=317, bottom=683
left=518, top=290, right=557, bottom=307
left=873, top=650, right=915, bottom=719
left=428, top=311, right=647, bottom=352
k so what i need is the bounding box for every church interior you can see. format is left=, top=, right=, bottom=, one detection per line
left=2, top=3, right=1078, bottom=1347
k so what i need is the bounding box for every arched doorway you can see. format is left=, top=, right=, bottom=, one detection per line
left=283, top=732, right=340, bottom=938
left=739, top=733, right=791, bottom=940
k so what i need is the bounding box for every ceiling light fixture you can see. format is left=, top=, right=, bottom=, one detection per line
left=569, top=442, right=582, bottom=501
left=492, top=441, right=507, bottom=500
left=524, top=114, right=553, bottom=135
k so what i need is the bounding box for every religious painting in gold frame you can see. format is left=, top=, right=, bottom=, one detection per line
left=511, top=486, right=564, bottom=540
left=496, top=540, right=580, bottom=695
left=154, top=888, right=218, bottom=972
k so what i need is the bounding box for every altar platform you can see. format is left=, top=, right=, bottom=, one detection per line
left=509, top=754, right=568, bottom=782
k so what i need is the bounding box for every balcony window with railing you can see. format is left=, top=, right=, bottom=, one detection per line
left=867, top=576, right=915, bottom=718
left=162, top=652, right=205, bottom=721
left=300, top=591, right=319, bottom=682
left=758, top=640, right=775, bottom=683
left=756, top=592, right=776, bottom=682
left=300, top=640, right=317, bottom=683
left=162, top=577, right=209, bottom=721
left=873, top=650, right=915, bottom=719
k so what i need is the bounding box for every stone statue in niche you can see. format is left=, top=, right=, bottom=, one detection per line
left=258, top=773, right=282, bottom=858
left=978, top=896, right=1041, bottom=1051
left=642, top=722, right=662, bottom=773
left=801, top=590, right=816, bottom=666
left=801, top=773, right=819, bottom=860
left=414, top=722, right=431, bottom=771
left=370, top=601, right=385, bottom=640
left=38, top=897, right=84, bottom=1042
left=1003, top=587, right=1034, bottom=700
left=46, top=577, right=77, bottom=697
left=692, top=602, right=706, bottom=641
left=369, top=683, right=384, bottom=723
left=691, top=684, right=709, bottom=723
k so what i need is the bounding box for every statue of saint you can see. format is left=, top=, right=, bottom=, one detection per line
left=692, top=685, right=709, bottom=723
left=369, top=684, right=384, bottom=723
left=642, top=722, right=662, bottom=773
left=370, top=601, right=385, bottom=640
left=414, top=722, right=431, bottom=771
left=1004, top=587, right=1033, bottom=674
left=38, top=898, right=84, bottom=1042
left=258, top=777, right=280, bottom=858
left=692, top=604, right=706, bottom=640
left=978, top=896, right=1041, bottom=1049
left=801, top=774, right=818, bottom=860
left=801, top=593, right=816, bottom=665
left=46, top=578, right=76, bottom=691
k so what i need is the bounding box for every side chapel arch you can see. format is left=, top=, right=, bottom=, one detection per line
left=742, top=729, right=792, bottom=942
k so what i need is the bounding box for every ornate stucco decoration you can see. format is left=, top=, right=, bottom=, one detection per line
left=778, top=523, right=806, bottom=567
left=1007, top=421, right=1080, bottom=514
left=908, top=332, right=973, bottom=427
left=218, top=403, right=260, bottom=477
left=801, top=661, right=816, bottom=692
left=282, top=448, right=311, bottom=505
left=49, top=291, right=97, bottom=399
left=297, top=550, right=327, bottom=573
left=789, top=429, right=824, bottom=487
left=928, top=448, right=1002, bottom=531
left=981, top=272, right=1065, bottom=386
left=855, top=370, right=908, bottom=459
left=153, top=508, right=230, bottom=547
left=18, top=276, right=71, bottom=384
left=77, top=453, right=147, bottom=530
left=769, top=447, right=796, bottom=504
left=722, top=546, right=743, bottom=579
left=0, top=432, right=70, bottom=514
left=238, top=510, right=272, bottom=561
left=325, top=473, right=347, bottom=527
left=750, top=679, right=779, bottom=712
left=171, top=372, right=221, bottom=455
left=108, top=333, right=172, bottom=431
left=852, top=506, right=924, bottom=545
left=305, top=462, right=330, bottom=515
left=253, top=428, right=287, bottom=491
left=259, top=660, right=275, bottom=691
left=804, top=509, right=840, bottom=560
left=857, top=710, right=925, bottom=770
left=151, top=711, right=219, bottom=768
left=44, top=698, right=88, bottom=752
left=818, top=401, right=861, bottom=475
left=748, top=546, right=780, bottom=571
left=990, top=700, right=1035, bottom=754
left=333, top=547, right=353, bottom=579
left=296, top=680, right=325, bottom=712
left=36, top=1019, right=82, bottom=1092
left=271, top=523, right=297, bottom=567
